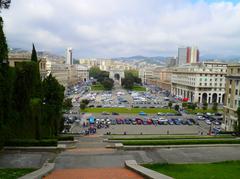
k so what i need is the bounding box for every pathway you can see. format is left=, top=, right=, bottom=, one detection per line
left=44, top=135, right=143, bottom=179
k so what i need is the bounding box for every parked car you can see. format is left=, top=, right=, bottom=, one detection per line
left=102, top=112, right=110, bottom=115
left=139, top=112, right=147, bottom=116
left=147, top=119, right=153, bottom=125
left=205, top=119, right=211, bottom=125
left=168, top=119, right=174, bottom=125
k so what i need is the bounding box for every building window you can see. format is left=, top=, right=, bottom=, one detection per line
left=236, top=89, right=238, bottom=95
left=238, top=68, right=240, bottom=73
left=230, top=80, right=232, bottom=85
left=231, top=68, right=233, bottom=74
left=205, top=83, right=207, bottom=86
left=200, top=83, right=202, bottom=86
left=229, top=88, right=231, bottom=94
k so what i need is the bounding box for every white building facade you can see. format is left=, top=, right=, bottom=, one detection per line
left=171, top=62, right=227, bottom=104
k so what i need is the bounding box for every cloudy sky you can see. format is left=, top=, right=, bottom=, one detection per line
left=1, top=0, right=240, bottom=58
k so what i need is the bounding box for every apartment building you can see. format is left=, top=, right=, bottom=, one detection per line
left=223, top=64, right=240, bottom=131
left=171, top=62, right=227, bottom=103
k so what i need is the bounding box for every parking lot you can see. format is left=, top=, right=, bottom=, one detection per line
left=63, top=83, right=223, bottom=136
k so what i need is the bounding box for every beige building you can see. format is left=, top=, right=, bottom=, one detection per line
left=75, top=64, right=89, bottom=82
left=142, top=67, right=172, bottom=91
left=171, top=62, right=227, bottom=103
left=139, top=68, right=154, bottom=84
left=223, top=64, right=240, bottom=131
left=8, top=53, right=47, bottom=80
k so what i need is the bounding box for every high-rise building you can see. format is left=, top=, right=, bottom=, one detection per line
left=66, top=48, right=73, bottom=65
left=177, top=47, right=199, bottom=65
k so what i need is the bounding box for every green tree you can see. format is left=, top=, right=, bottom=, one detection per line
left=31, top=43, right=38, bottom=62
left=125, top=70, right=139, bottom=78
left=102, top=78, right=114, bottom=90
left=234, top=107, right=240, bottom=133
left=174, top=104, right=180, bottom=111
left=89, top=66, right=101, bottom=79
left=0, top=13, right=11, bottom=146
left=212, top=102, right=218, bottom=112
left=81, top=99, right=90, bottom=105
left=30, top=98, right=42, bottom=140
left=168, top=101, right=173, bottom=109
left=203, top=102, right=208, bottom=110
left=42, top=74, right=64, bottom=137
left=122, top=78, right=134, bottom=90
left=63, top=98, right=72, bottom=110
left=0, top=17, right=8, bottom=64
left=80, top=103, right=86, bottom=110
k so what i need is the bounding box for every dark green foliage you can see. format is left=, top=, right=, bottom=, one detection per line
left=58, top=135, right=74, bottom=141
left=0, top=0, right=11, bottom=10
left=0, top=16, right=10, bottom=147
left=0, top=17, right=65, bottom=147
left=42, top=74, right=64, bottom=137
left=174, top=104, right=179, bottom=111
left=168, top=102, right=172, bottom=109
left=0, top=17, right=8, bottom=64
left=89, top=66, right=101, bottom=79
left=122, top=139, right=240, bottom=146
left=80, top=103, right=86, bottom=110
left=0, top=168, right=36, bottom=179
left=212, top=102, right=218, bottom=112
left=81, top=99, right=90, bottom=105
left=31, top=43, right=38, bottom=62
left=203, top=102, right=208, bottom=110
left=234, top=107, right=240, bottom=133
left=122, top=70, right=142, bottom=90
left=188, top=103, right=197, bottom=110
left=89, top=66, right=113, bottom=89
left=102, top=78, right=114, bottom=90
left=5, top=139, right=57, bottom=146
left=63, top=98, right=73, bottom=110
left=182, top=102, right=188, bottom=108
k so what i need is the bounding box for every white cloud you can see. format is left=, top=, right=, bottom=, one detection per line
left=1, top=0, right=240, bottom=58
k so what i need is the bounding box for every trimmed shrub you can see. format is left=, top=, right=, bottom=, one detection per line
left=5, top=139, right=57, bottom=147
left=58, top=136, right=74, bottom=141
left=122, top=139, right=240, bottom=146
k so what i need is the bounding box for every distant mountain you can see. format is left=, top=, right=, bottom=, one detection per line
left=10, top=48, right=65, bottom=61
left=113, top=55, right=173, bottom=66
left=200, top=54, right=240, bottom=62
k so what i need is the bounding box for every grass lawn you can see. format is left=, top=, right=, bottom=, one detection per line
left=91, top=84, right=104, bottom=91
left=132, top=85, right=146, bottom=91
left=109, top=135, right=234, bottom=140
left=0, top=168, right=36, bottom=179
left=122, top=139, right=240, bottom=145
left=186, top=109, right=223, bottom=114
left=143, top=160, right=240, bottom=179
left=82, top=107, right=176, bottom=114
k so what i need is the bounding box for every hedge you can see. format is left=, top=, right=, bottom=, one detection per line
left=5, top=139, right=57, bottom=147
left=58, top=136, right=74, bottom=141
left=122, top=139, right=240, bottom=146
left=110, top=135, right=233, bottom=141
